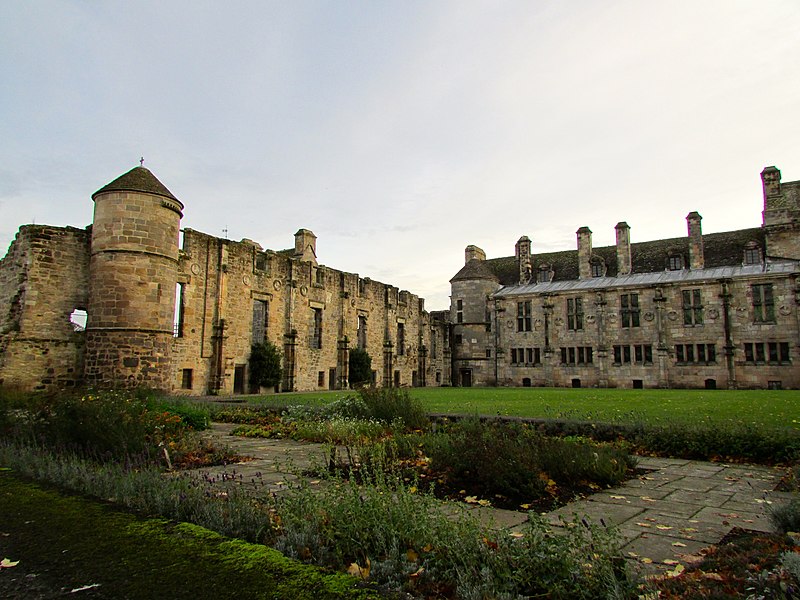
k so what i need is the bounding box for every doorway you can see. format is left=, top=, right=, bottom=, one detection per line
left=233, top=365, right=246, bottom=394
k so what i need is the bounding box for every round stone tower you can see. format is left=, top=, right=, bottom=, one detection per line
left=84, top=166, right=183, bottom=390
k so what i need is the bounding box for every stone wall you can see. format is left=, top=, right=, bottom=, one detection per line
left=171, top=229, right=449, bottom=395
left=492, top=274, right=800, bottom=390
left=450, top=278, right=500, bottom=386
left=84, top=189, right=182, bottom=390
left=0, top=225, right=90, bottom=390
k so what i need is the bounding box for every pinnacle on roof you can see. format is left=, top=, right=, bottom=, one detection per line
left=92, top=166, right=181, bottom=203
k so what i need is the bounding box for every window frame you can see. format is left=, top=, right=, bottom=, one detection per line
left=517, top=300, right=532, bottom=332
left=567, top=297, right=584, bottom=331
left=752, top=284, right=775, bottom=323
left=620, top=293, right=640, bottom=328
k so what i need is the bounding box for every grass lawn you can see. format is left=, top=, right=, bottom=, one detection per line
left=240, top=387, right=800, bottom=430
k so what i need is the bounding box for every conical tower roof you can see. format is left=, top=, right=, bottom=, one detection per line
left=92, top=166, right=181, bottom=204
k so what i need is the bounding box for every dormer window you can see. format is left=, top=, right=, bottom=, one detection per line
left=538, top=264, right=553, bottom=283
left=744, top=242, right=762, bottom=265
left=590, top=258, right=605, bottom=278
left=667, top=255, right=684, bottom=271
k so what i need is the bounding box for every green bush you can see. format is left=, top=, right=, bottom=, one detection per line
left=322, top=395, right=371, bottom=421
left=419, top=417, right=633, bottom=503
left=358, top=387, right=428, bottom=430
left=153, top=399, right=210, bottom=430
left=770, top=498, right=800, bottom=534
left=249, top=341, right=283, bottom=391
left=531, top=417, right=800, bottom=464
left=348, top=348, right=372, bottom=387
left=212, top=406, right=281, bottom=426
left=2, top=389, right=206, bottom=463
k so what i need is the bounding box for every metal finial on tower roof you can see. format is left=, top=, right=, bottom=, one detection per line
left=222, top=226, right=228, bottom=239
left=140, top=157, right=144, bottom=167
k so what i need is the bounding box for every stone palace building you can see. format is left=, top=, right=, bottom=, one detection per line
left=450, top=166, right=800, bottom=390
left=1, top=164, right=798, bottom=393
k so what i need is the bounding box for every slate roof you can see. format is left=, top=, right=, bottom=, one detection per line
left=93, top=166, right=181, bottom=204
left=452, top=228, right=767, bottom=285
left=494, top=262, right=799, bottom=297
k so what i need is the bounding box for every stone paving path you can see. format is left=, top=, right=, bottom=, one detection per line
left=194, top=423, right=796, bottom=574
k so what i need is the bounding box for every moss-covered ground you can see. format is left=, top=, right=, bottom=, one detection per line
left=0, top=470, right=378, bottom=599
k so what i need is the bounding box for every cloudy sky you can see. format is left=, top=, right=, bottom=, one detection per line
left=2, top=1, right=799, bottom=310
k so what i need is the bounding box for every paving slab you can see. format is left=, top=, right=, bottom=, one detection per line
left=196, top=423, right=795, bottom=575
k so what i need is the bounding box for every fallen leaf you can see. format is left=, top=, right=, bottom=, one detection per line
left=640, top=496, right=656, bottom=502
left=477, top=499, right=492, bottom=507
left=509, top=532, right=525, bottom=539
left=610, top=495, right=627, bottom=500
left=702, top=572, right=724, bottom=581
left=520, top=503, right=531, bottom=510
left=671, top=542, right=687, bottom=547
left=347, top=559, right=371, bottom=580
left=464, top=496, right=478, bottom=504
left=627, top=552, right=639, bottom=558
left=408, top=567, right=425, bottom=579
left=0, top=558, right=19, bottom=568
left=656, top=525, right=673, bottom=530
left=663, top=559, right=679, bottom=565
left=640, top=557, right=653, bottom=564
left=636, top=522, right=652, bottom=528
left=406, top=549, right=419, bottom=562
left=665, top=564, right=685, bottom=578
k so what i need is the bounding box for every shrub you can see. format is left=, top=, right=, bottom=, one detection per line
left=153, top=399, right=210, bottom=430
left=419, top=417, right=633, bottom=504
left=249, top=341, right=282, bottom=391
left=770, top=498, right=800, bottom=534
left=273, top=467, right=632, bottom=599
left=358, top=387, right=428, bottom=430
left=348, top=348, right=372, bottom=387
left=213, top=406, right=281, bottom=426
left=322, top=395, right=371, bottom=421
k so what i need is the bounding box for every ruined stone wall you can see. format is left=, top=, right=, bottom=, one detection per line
left=171, top=229, right=449, bottom=395
left=0, top=225, right=90, bottom=391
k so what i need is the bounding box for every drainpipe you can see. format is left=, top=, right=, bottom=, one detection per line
left=493, top=298, right=500, bottom=385
left=720, top=279, right=737, bottom=389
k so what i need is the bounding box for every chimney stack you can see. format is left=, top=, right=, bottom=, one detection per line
left=516, top=236, right=532, bottom=283
left=576, top=227, right=592, bottom=279
left=294, top=229, right=317, bottom=263
left=686, top=212, right=704, bottom=269
left=615, top=222, right=631, bottom=276
left=464, top=245, right=486, bottom=264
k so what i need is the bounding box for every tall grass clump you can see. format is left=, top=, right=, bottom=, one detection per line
left=353, top=386, right=428, bottom=430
